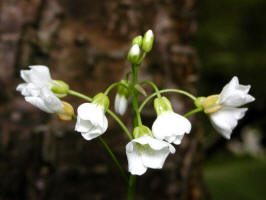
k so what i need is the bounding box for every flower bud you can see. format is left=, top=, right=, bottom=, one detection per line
left=133, top=125, right=153, bottom=139
left=57, top=101, right=74, bottom=121
left=114, top=80, right=130, bottom=115
left=154, top=96, right=173, bottom=116
left=202, top=95, right=222, bottom=114
left=92, top=93, right=110, bottom=112
left=51, top=80, right=69, bottom=97
left=127, top=44, right=141, bottom=64
left=132, top=35, right=143, bottom=46
left=142, top=30, right=154, bottom=53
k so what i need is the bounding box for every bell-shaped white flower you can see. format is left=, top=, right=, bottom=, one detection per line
left=152, top=96, right=191, bottom=145
left=203, top=76, right=255, bottom=139
left=114, top=94, right=128, bottom=115
left=126, top=126, right=175, bottom=175
left=75, top=93, right=109, bottom=140
left=16, top=65, right=69, bottom=113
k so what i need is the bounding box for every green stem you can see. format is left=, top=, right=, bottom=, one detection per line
left=67, top=90, right=133, bottom=140
left=128, top=175, right=136, bottom=200
left=139, top=89, right=196, bottom=112
left=68, top=90, right=92, bottom=101
left=140, top=80, right=161, bottom=97
left=184, top=107, right=203, bottom=117
left=104, top=82, right=127, bottom=96
left=127, top=65, right=141, bottom=200
left=72, top=114, right=128, bottom=184
left=98, top=136, right=128, bottom=184
left=137, top=52, right=147, bottom=64
left=131, top=65, right=142, bottom=126
left=106, top=109, right=133, bottom=140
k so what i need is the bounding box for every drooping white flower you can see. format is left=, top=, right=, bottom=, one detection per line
left=75, top=93, right=109, bottom=140
left=21, top=86, right=64, bottom=113
left=16, top=65, right=69, bottom=113
left=126, top=133, right=175, bottom=175
left=152, top=96, right=191, bottom=145
left=114, top=94, right=128, bottom=115
left=202, top=76, right=255, bottom=139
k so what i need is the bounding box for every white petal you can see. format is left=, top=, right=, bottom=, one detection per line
left=114, top=94, right=128, bottom=115
left=132, top=136, right=175, bottom=169
left=25, top=96, right=54, bottom=113
left=210, top=107, right=248, bottom=139
left=219, top=76, right=255, bottom=107
left=152, top=112, right=191, bottom=143
left=75, top=103, right=108, bottom=140
left=40, top=87, right=63, bottom=113
left=28, top=65, right=52, bottom=87
left=141, top=146, right=171, bottom=169
left=126, top=142, right=147, bottom=175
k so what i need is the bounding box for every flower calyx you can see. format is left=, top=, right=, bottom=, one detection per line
left=202, top=95, right=222, bottom=114
left=133, top=125, right=153, bottom=139
left=92, top=93, right=110, bottom=112
left=154, top=96, right=173, bottom=116
left=51, top=80, right=69, bottom=97
left=132, top=35, right=143, bottom=46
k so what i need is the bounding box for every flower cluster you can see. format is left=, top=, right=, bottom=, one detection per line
left=16, top=30, right=255, bottom=179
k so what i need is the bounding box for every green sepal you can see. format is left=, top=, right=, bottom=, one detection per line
left=154, top=96, right=173, bottom=116
left=194, top=96, right=206, bottom=109
left=51, top=80, right=69, bottom=95
left=132, top=35, right=143, bottom=46
left=117, top=80, right=130, bottom=98
left=133, top=125, right=153, bottom=139
left=92, top=93, right=110, bottom=112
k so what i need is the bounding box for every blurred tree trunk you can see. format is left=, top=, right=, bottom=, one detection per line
left=0, top=0, right=209, bottom=199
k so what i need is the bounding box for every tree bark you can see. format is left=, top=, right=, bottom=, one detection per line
left=0, top=0, right=209, bottom=199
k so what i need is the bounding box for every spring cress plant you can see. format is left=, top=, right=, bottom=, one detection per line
left=16, top=29, right=255, bottom=199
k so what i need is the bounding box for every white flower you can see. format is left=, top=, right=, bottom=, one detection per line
left=126, top=135, right=175, bottom=175
left=152, top=112, right=191, bottom=145
left=17, top=65, right=52, bottom=90
left=114, top=94, right=128, bottom=115
left=208, top=76, right=255, bottom=139
left=16, top=65, right=64, bottom=113
left=75, top=103, right=108, bottom=140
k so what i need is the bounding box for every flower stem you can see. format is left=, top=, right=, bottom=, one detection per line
left=183, top=107, right=203, bottom=117
left=68, top=89, right=132, bottom=140
left=127, top=175, right=137, bottom=200
left=127, top=65, right=141, bottom=200
left=98, top=136, right=129, bottom=184
left=72, top=114, right=128, bottom=184
left=139, top=88, right=196, bottom=112
left=140, top=80, right=161, bottom=97
left=104, top=82, right=128, bottom=96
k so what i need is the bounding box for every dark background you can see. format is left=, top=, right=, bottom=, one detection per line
left=0, top=0, right=265, bottom=199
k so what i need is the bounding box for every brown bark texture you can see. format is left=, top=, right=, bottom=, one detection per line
left=0, top=0, right=208, bottom=199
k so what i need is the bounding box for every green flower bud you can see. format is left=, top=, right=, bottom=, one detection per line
left=127, top=44, right=141, bottom=64
left=154, top=96, right=173, bottom=116
left=133, top=125, right=153, bottom=139
left=194, top=96, right=206, bottom=109
left=132, top=35, right=143, bottom=46
left=92, top=93, right=110, bottom=112
left=51, top=80, right=69, bottom=96
left=142, top=30, right=154, bottom=53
